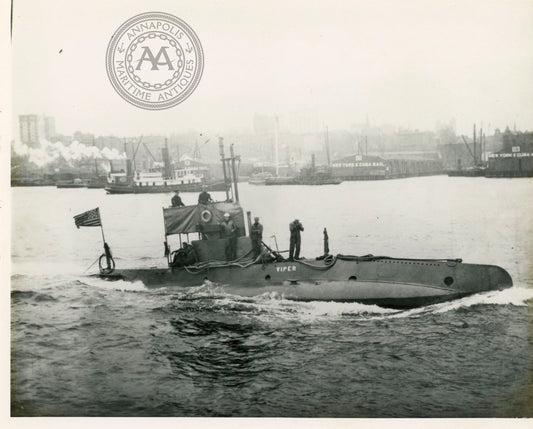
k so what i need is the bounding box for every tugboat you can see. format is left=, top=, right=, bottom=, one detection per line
left=248, top=171, right=274, bottom=185
left=104, top=170, right=227, bottom=194
left=264, top=156, right=341, bottom=186
left=294, top=154, right=342, bottom=185
left=90, top=140, right=512, bottom=309
left=104, top=139, right=229, bottom=194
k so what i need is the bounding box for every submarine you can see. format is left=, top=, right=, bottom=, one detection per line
left=92, top=140, right=513, bottom=309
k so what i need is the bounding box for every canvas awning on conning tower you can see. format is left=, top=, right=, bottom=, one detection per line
left=163, top=202, right=245, bottom=236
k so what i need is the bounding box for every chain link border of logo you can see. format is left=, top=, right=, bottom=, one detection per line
left=106, top=12, right=204, bottom=110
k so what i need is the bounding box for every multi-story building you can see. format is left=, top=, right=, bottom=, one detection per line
left=43, top=116, right=56, bottom=140
left=19, top=115, right=40, bottom=147
left=19, top=114, right=56, bottom=147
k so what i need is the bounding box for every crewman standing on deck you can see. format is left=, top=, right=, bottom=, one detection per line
left=198, top=185, right=213, bottom=205
left=220, top=212, right=237, bottom=260
left=171, top=190, right=185, bottom=207
left=250, top=217, right=263, bottom=259
left=289, top=219, right=304, bottom=261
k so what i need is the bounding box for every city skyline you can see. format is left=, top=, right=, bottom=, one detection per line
left=13, top=111, right=525, bottom=145
left=10, top=0, right=533, bottom=140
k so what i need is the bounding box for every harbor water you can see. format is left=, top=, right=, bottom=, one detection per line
left=10, top=177, right=533, bottom=417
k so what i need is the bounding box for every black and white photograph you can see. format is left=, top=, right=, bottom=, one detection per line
left=4, top=0, right=533, bottom=424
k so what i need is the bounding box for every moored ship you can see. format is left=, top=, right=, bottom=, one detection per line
left=447, top=125, right=488, bottom=177
left=104, top=140, right=229, bottom=194
left=447, top=166, right=486, bottom=177
left=248, top=171, right=274, bottom=185
left=105, top=175, right=227, bottom=194
left=264, top=155, right=342, bottom=186
left=56, top=178, right=87, bottom=188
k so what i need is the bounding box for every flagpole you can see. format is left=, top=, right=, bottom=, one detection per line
left=98, top=207, right=106, bottom=245
left=100, top=225, right=106, bottom=244
left=97, top=207, right=114, bottom=272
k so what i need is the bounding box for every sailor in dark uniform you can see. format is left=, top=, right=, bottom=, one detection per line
left=250, top=216, right=263, bottom=259
left=198, top=186, right=213, bottom=205
left=220, top=212, right=237, bottom=260
left=289, top=219, right=304, bottom=261
left=171, top=242, right=197, bottom=266
left=171, top=190, right=185, bottom=207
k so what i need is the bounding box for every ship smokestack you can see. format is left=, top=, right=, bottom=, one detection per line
left=126, top=159, right=133, bottom=178
left=162, top=138, right=172, bottom=179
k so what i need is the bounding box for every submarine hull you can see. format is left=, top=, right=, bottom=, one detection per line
left=96, top=257, right=513, bottom=309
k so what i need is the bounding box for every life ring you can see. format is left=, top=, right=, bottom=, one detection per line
left=98, top=253, right=115, bottom=274
left=200, top=209, right=212, bottom=223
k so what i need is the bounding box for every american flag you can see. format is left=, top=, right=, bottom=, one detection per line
left=73, top=208, right=101, bottom=228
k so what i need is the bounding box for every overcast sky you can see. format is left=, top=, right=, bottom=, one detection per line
left=10, top=0, right=533, bottom=138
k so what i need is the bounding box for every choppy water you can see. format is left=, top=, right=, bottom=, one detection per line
left=11, top=177, right=533, bottom=417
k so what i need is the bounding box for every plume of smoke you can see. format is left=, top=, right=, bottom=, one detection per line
left=12, top=139, right=126, bottom=168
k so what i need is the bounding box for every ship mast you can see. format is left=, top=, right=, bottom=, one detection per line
left=479, top=128, right=483, bottom=164
left=473, top=124, right=477, bottom=167
left=218, top=137, right=230, bottom=201
left=230, top=143, right=240, bottom=202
